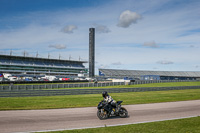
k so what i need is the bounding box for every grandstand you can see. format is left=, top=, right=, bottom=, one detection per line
left=99, top=69, right=200, bottom=80
left=0, top=54, right=88, bottom=78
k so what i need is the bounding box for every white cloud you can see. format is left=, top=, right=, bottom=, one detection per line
left=61, top=25, right=77, bottom=33
left=117, top=10, right=142, bottom=28
left=94, top=24, right=111, bottom=33
left=0, top=0, right=200, bottom=72
left=49, top=44, right=66, bottom=49
left=157, top=60, right=174, bottom=65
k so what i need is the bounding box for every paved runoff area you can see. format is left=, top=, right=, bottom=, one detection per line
left=0, top=100, right=200, bottom=133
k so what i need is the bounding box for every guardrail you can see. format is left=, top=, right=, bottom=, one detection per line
left=0, top=86, right=200, bottom=97
left=0, top=80, right=197, bottom=91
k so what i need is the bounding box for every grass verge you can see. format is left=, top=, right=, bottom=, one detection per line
left=45, top=116, right=200, bottom=133
left=1, top=81, right=200, bottom=89
left=0, top=89, right=200, bottom=110
left=44, top=81, right=200, bottom=89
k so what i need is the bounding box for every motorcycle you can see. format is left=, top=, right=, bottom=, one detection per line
left=97, top=100, right=128, bottom=120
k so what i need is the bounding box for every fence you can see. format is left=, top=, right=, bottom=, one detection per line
left=0, top=80, right=197, bottom=91
left=0, top=86, right=200, bottom=97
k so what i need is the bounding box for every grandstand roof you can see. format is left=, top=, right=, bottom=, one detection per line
left=99, top=69, right=200, bottom=77
left=0, top=54, right=87, bottom=64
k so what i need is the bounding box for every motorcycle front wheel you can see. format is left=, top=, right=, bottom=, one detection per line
left=97, top=109, right=108, bottom=120
left=119, top=107, right=128, bottom=118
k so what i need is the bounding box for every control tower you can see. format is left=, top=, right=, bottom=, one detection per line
left=89, top=28, right=95, bottom=78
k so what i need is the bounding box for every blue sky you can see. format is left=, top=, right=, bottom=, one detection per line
left=0, top=0, right=200, bottom=73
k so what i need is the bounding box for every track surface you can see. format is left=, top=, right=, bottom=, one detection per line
left=0, top=100, right=200, bottom=133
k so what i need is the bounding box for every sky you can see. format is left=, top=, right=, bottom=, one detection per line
left=0, top=0, right=200, bottom=74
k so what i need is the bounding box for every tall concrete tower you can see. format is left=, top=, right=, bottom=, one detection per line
left=89, top=28, right=95, bottom=78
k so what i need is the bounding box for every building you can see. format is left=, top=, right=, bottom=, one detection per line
left=99, top=69, right=200, bottom=80
left=0, top=54, right=88, bottom=78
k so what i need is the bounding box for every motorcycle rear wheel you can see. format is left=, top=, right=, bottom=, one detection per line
left=97, top=109, right=108, bottom=120
left=119, top=107, right=128, bottom=118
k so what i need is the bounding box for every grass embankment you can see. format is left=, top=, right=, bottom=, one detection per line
left=0, top=89, right=200, bottom=110
left=45, top=116, right=200, bottom=133
left=124, top=81, right=200, bottom=88
left=1, top=81, right=200, bottom=89
left=45, top=81, right=200, bottom=89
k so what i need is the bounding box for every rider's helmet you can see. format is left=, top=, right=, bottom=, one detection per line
left=102, top=91, right=108, bottom=98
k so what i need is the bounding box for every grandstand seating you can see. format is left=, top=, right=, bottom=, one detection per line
left=99, top=69, right=200, bottom=80
left=0, top=55, right=88, bottom=76
left=0, top=57, right=84, bottom=68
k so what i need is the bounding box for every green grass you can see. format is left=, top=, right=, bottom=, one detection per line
left=1, top=81, right=200, bottom=110
left=126, top=81, right=200, bottom=88
left=108, top=81, right=200, bottom=87
left=1, top=82, right=199, bottom=133
left=45, top=116, right=200, bottom=133
left=44, top=81, right=200, bottom=89
left=1, top=81, right=200, bottom=89
left=0, top=89, right=200, bottom=110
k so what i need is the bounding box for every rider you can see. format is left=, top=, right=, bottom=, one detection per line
left=102, top=91, right=119, bottom=112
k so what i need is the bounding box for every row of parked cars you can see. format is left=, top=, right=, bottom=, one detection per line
left=0, top=73, right=96, bottom=82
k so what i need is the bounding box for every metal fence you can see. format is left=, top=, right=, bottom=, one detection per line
left=0, top=80, right=197, bottom=91
left=0, top=86, right=200, bottom=97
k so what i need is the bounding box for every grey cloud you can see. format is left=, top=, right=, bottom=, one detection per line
left=157, top=60, right=174, bottom=65
left=143, top=41, right=159, bottom=48
left=61, top=25, right=77, bottom=33
left=190, top=45, right=199, bottom=48
left=49, top=44, right=66, bottom=49
left=111, top=62, right=122, bottom=65
left=117, top=10, right=142, bottom=28
left=94, top=24, right=111, bottom=33
left=195, top=65, right=200, bottom=68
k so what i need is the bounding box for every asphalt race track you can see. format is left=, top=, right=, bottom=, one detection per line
left=0, top=100, right=200, bottom=133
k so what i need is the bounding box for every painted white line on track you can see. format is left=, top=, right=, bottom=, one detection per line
left=17, top=115, right=199, bottom=133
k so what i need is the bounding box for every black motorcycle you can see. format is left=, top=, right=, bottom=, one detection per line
left=97, top=100, right=128, bottom=120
